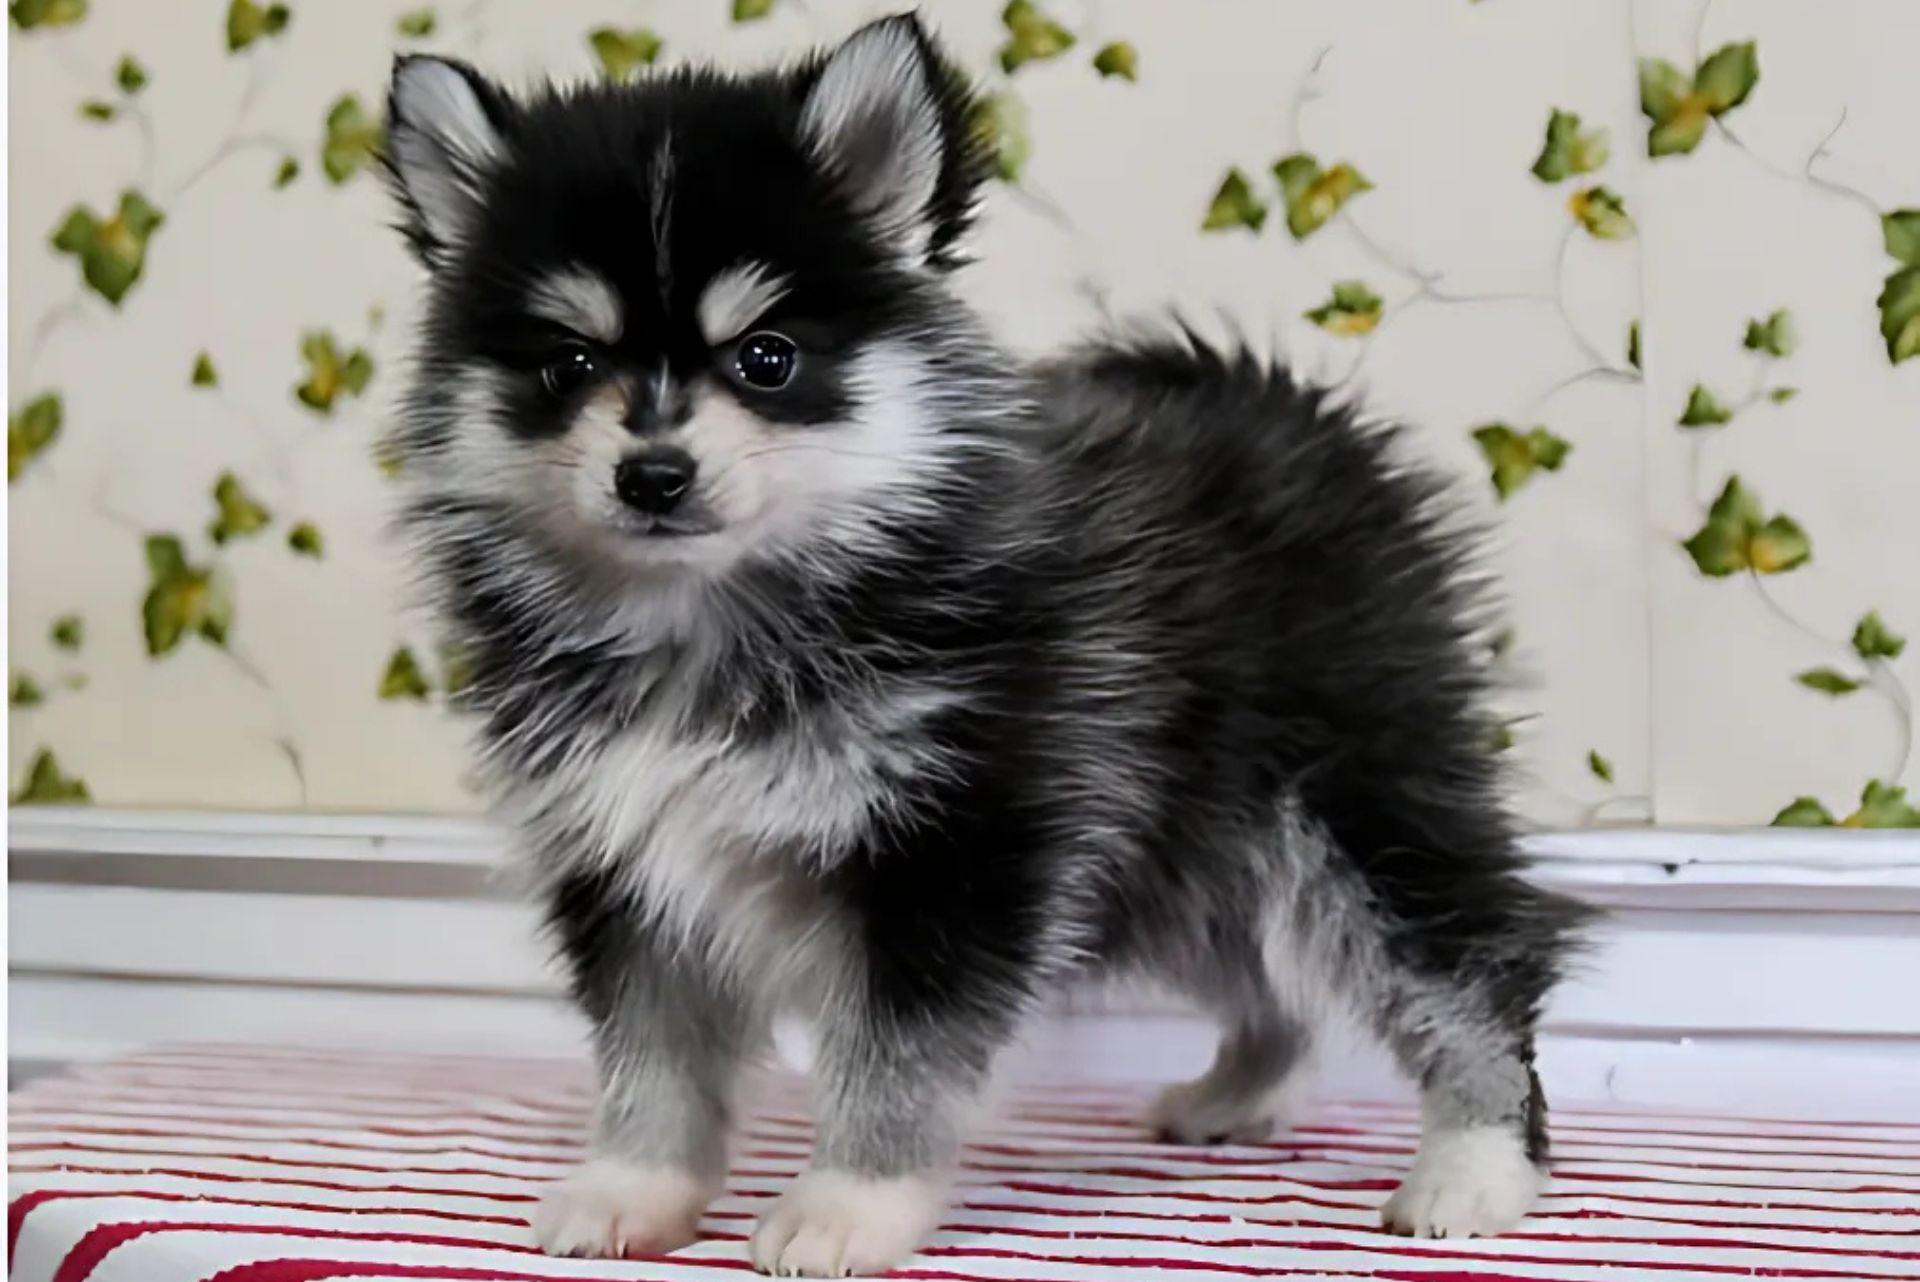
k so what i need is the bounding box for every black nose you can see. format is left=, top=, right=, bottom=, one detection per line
left=614, top=448, right=697, bottom=516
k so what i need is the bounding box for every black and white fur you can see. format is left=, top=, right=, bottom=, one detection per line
left=383, top=16, right=1591, bottom=1277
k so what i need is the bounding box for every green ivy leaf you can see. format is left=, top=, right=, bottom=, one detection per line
left=80, top=99, right=116, bottom=122
left=1640, top=44, right=1757, bottom=157
left=1678, top=384, right=1733, bottom=427
left=9, top=393, right=63, bottom=482
left=50, top=190, right=165, bottom=306
left=1768, top=387, right=1798, bottom=404
left=191, top=352, right=219, bottom=387
left=12, top=673, right=46, bottom=707
left=1273, top=152, right=1371, bottom=240
left=588, top=27, right=662, bottom=79
left=1794, top=667, right=1861, bottom=695
left=1742, top=308, right=1795, bottom=357
left=968, top=91, right=1031, bottom=184
left=999, top=0, right=1074, bottom=73
left=1681, top=475, right=1811, bottom=576
left=10, top=0, right=87, bottom=29
left=1092, top=41, right=1137, bottom=80
left=51, top=615, right=84, bottom=650
left=114, top=54, right=147, bottom=93
left=294, top=330, right=374, bottom=414
left=1627, top=320, right=1642, bottom=371
left=272, top=156, right=299, bottom=189
left=731, top=0, right=774, bottom=20
left=379, top=646, right=431, bottom=700
left=1304, top=280, right=1383, bottom=336
left=1885, top=210, right=1920, bottom=268
left=1852, top=611, right=1906, bottom=660
left=1877, top=266, right=1920, bottom=365
left=142, top=533, right=234, bottom=656
left=1202, top=168, right=1267, bottom=233
left=11, top=749, right=89, bottom=805
left=1569, top=185, right=1634, bottom=239
left=321, top=94, right=383, bottom=184
left=1471, top=423, right=1571, bottom=500
left=1587, top=750, right=1614, bottom=784
left=1846, top=780, right=1920, bottom=829
left=287, top=521, right=323, bottom=558
left=1530, top=109, right=1609, bottom=182
left=208, top=471, right=272, bottom=544
left=225, top=0, right=289, bottom=51
left=1770, top=796, right=1834, bottom=827
left=396, top=7, right=435, bottom=37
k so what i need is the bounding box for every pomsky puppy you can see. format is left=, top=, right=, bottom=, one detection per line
left=382, top=13, right=1590, bottom=1277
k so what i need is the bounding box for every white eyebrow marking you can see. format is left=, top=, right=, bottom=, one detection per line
left=527, top=267, right=623, bottom=344
left=697, top=260, right=792, bottom=345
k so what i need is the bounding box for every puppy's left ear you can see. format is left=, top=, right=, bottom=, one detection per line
left=799, top=14, right=989, bottom=269
left=385, top=55, right=515, bottom=267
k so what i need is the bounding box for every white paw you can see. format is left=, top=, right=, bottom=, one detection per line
left=1381, top=1126, right=1543, bottom=1238
left=531, top=1159, right=713, bottom=1258
left=749, top=1170, right=944, bottom=1278
left=1149, top=1069, right=1309, bottom=1146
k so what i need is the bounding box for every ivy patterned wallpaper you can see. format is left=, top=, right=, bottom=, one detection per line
left=8, top=0, right=1918, bottom=827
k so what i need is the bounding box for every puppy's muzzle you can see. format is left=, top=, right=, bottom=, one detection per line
left=615, top=446, right=698, bottom=517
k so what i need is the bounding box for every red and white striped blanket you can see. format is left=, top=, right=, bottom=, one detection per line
left=10, top=1046, right=1918, bottom=1281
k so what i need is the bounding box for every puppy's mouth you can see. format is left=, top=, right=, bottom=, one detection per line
left=610, top=504, right=724, bottom=540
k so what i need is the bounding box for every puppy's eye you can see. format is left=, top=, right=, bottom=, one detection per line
left=539, top=342, right=598, bottom=399
left=733, top=332, right=798, bottom=391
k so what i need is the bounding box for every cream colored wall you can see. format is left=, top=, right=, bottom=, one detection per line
left=9, top=0, right=1918, bottom=826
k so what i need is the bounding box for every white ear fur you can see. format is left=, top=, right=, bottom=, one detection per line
left=799, top=18, right=946, bottom=260
left=388, top=57, right=506, bottom=260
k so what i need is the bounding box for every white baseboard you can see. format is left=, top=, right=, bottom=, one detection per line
left=10, top=807, right=1920, bottom=1116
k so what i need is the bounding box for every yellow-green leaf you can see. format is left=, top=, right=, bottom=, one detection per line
left=1743, top=308, right=1795, bottom=357
left=1530, top=109, right=1609, bottom=182
left=321, top=94, right=383, bottom=184
left=1682, top=475, right=1810, bottom=576
left=588, top=27, right=662, bottom=79
left=1627, top=320, right=1641, bottom=370
left=1694, top=41, right=1759, bottom=113
left=1472, top=423, right=1570, bottom=500
left=11, top=749, right=89, bottom=805
left=968, top=91, right=1031, bottom=184
left=142, top=532, right=233, bottom=655
left=12, top=672, right=46, bottom=707
left=731, top=0, right=773, bottom=20
left=287, top=521, right=323, bottom=557
left=80, top=99, right=116, bottom=121
left=1845, top=780, right=1920, bottom=829
left=10, top=0, right=87, bottom=29
left=1878, top=266, right=1920, bottom=365
left=273, top=156, right=299, bottom=188
left=396, top=7, right=435, bottom=37
left=190, top=352, right=218, bottom=387
left=1587, top=750, right=1614, bottom=784
left=379, top=646, right=431, bottom=700
left=1569, top=185, right=1634, bottom=239
left=998, top=0, right=1074, bottom=74
left=209, top=471, right=272, bottom=544
left=295, top=330, right=374, bottom=414
left=9, top=393, right=63, bottom=482
left=1092, top=41, right=1137, bottom=81
left=1885, top=210, right=1920, bottom=268
left=1795, top=667, right=1861, bottom=695
left=226, top=0, right=289, bottom=52
left=1852, top=611, right=1905, bottom=661
left=1202, top=167, right=1266, bottom=233
left=50, top=190, right=164, bottom=306
left=1770, top=796, right=1834, bottom=827
left=1641, top=44, right=1757, bottom=158
left=1304, top=280, right=1383, bottom=336
left=1638, top=58, right=1689, bottom=121
left=1273, top=153, right=1371, bottom=240
left=51, top=615, right=83, bottom=650
left=1678, top=384, right=1732, bottom=427
left=114, top=54, right=147, bottom=93
left=1768, top=387, right=1798, bottom=404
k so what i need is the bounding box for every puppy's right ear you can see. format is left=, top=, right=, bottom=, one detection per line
left=385, top=55, right=512, bottom=267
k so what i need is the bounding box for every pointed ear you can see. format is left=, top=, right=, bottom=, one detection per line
left=799, top=14, right=988, bottom=268
left=385, top=55, right=513, bottom=266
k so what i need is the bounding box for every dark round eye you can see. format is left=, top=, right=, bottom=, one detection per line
left=539, top=342, right=597, bottom=399
left=734, top=331, right=798, bottom=390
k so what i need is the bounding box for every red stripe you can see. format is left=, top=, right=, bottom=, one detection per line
left=52, top=1221, right=547, bottom=1282
left=7, top=1164, right=540, bottom=1205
